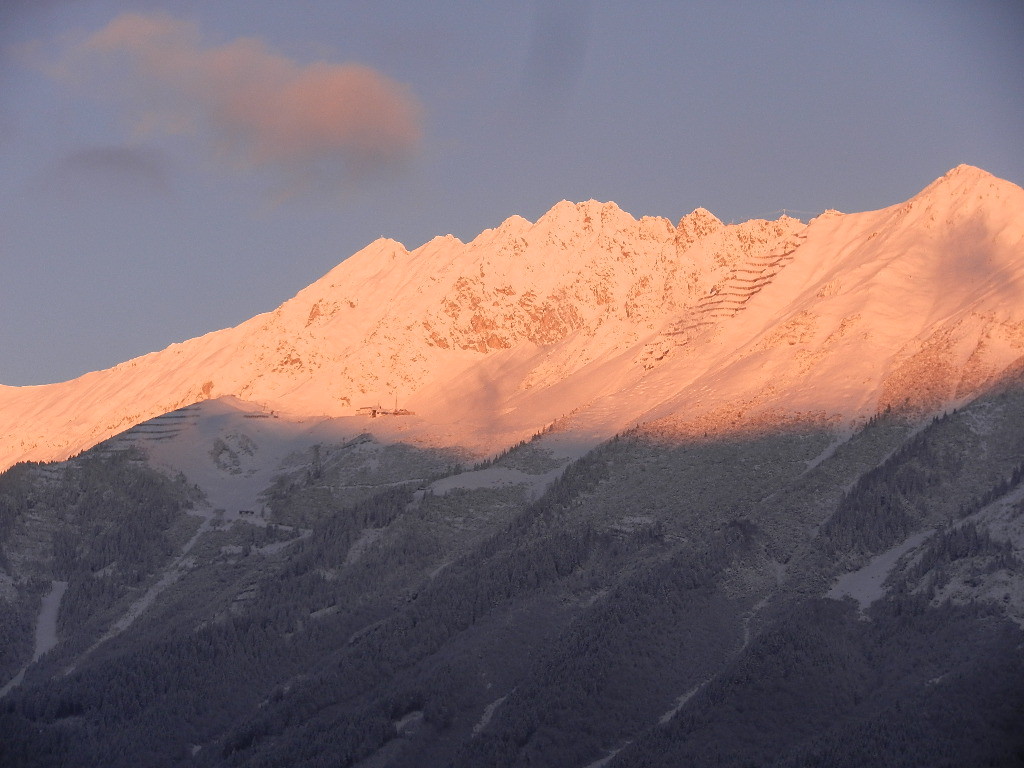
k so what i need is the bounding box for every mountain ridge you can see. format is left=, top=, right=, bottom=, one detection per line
left=2, top=164, right=1024, bottom=768
left=1, top=165, right=1022, bottom=470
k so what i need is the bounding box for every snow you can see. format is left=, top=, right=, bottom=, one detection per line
left=802, top=426, right=854, bottom=474
left=393, top=709, right=423, bottom=734
left=933, top=483, right=1024, bottom=627
left=32, top=579, right=67, bottom=661
left=656, top=595, right=769, bottom=727
left=0, top=579, right=68, bottom=698
left=343, top=527, right=385, bottom=567
left=0, top=669, right=25, bottom=700
left=825, top=483, right=1024, bottom=624
left=471, top=694, right=508, bottom=736
left=255, top=533, right=309, bottom=556
left=2, top=166, right=1023, bottom=472
left=827, top=530, right=934, bottom=610
left=971, top=483, right=1024, bottom=549
left=658, top=684, right=703, bottom=725
left=137, top=398, right=325, bottom=514
left=583, top=743, right=630, bottom=768
left=91, top=514, right=212, bottom=648
left=430, top=465, right=565, bottom=499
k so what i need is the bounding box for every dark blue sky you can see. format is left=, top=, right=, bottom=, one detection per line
left=1, top=0, right=1022, bottom=385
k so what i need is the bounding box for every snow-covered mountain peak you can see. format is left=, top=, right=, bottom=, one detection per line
left=526, top=199, right=634, bottom=245
left=307, top=236, right=410, bottom=292
left=811, top=208, right=844, bottom=221
left=469, top=214, right=532, bottom=248
left=424, top=233, right=466, bottom=249
left=1, top=168, right=1022, bottom=470
left=898, top=164, right=1022, bottom=228
left=935, top=162, right=1000, bottom=188
left=676, top=207, right=723, bottom=240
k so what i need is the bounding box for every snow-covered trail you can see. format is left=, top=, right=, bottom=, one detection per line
left=801, top=425, right=855, bottom=475
left=102, top=514, right=212, bottom=639
left=68, top=513, right=213, bottom=673
left=657, top=683, right=703, bottom=727
left=471, top=693, right=511, bottom=737
left=654, top=593, right=769, bottom=731
left=582, top=744, right=628, bottom=768
left=429, top=463, right=566, bottom=500
left=0, top=579, right=68, bottom=698
left=67, top=505, right=310, bottom=675
left=582, top=594, right=772, bottom=766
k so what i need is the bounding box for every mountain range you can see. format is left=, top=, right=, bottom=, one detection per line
left=1, top=165, right=1023, bottom=767
left=4, top=163, right=1023, bottom=470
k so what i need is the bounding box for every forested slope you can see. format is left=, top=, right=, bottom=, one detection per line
left=2, top=373, right=1023, bottom=767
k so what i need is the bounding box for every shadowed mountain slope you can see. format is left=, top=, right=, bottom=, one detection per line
left=1, top=166, right=1024, bottom=766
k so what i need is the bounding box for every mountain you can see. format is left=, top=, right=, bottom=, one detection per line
left=4, top=164, right=1022, bottom=472
left=1, top=165, right=1023, bottom=768
left=0, top=197, right=804, bottom=468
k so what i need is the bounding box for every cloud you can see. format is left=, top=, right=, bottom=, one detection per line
left=54, top=13, right=422, bottom=192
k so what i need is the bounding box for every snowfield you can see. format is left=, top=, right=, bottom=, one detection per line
left=2, top=166, right=1022, bottom=474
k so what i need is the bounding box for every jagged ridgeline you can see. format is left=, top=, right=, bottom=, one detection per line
left=1, top=167, right=1024, bottom=766
left=4, top=165, right=1024, bottom=469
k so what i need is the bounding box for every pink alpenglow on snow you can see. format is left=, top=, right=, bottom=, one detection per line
left=1, top=166, right=1023, bottom=471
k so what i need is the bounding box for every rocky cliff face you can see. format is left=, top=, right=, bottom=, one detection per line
left=1, top=165, right=1022, bottom=468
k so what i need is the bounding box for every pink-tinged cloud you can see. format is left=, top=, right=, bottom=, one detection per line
left=63, top=13, right=422, bottom=189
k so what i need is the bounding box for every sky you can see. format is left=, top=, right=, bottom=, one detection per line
left=1, top=1, right=1022, bottom=386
